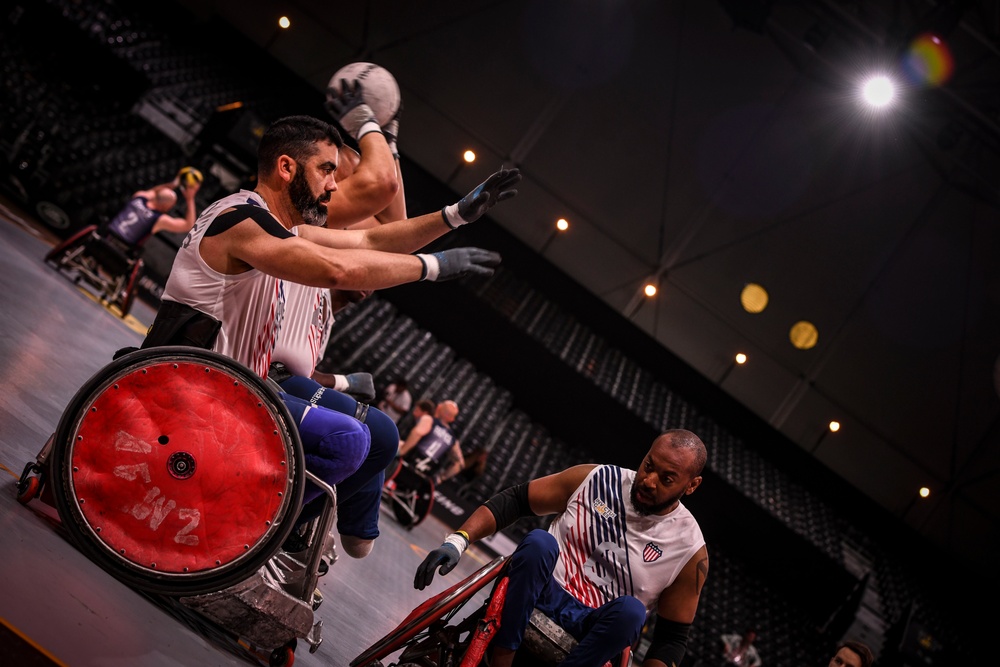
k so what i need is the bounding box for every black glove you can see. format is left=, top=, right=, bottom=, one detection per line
left=414, top=542, right=461, bottom=590
left=441, top=167, right=521, bottom=228
left=417, top=247, right=501, bottom=282
left=325, top=79, right=381, bottom=141
left=335, top=372, right=375, bottom=402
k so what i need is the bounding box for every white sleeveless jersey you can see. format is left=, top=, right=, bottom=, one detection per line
left=272, top=282, right=333, bottom=378
left=549, top=465, right=705, bottom=612
left=162, top=190, right=290, bottom=379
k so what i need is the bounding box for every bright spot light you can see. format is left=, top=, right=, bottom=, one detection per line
left=463, top=150, right=476, bottom=163
left=735, top=353, right=747, bottom=365
left=862, top=75, right=895, bottom=107
left=919, top=486, right=930, bottom=498
left=644, top=284, right=657, bottom=297
left=556, top=218, right=569, bottom=232
left=829, top=421, right=841, bottom=432
left=278, top=16, right=291, bottom=29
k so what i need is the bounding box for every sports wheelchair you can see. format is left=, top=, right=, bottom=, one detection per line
left=16, top=346, right=338, bottom=666
left=44, top=224, right=145, bottom=317
left=350, top=556, right=633, bottom=667
left=382, top=453, right=440, bottom=528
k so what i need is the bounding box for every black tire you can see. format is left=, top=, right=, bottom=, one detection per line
left=36, top=200, right=73, bottom=231
left=48, top=346, right=306, bottom=596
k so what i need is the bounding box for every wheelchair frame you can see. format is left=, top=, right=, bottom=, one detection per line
left=16, top=346, right=338, bottom=666
left=44, top=224, right=145, bottom=317
left=350, top=556, right=633, bottom=667
left=382, top=455, right=437, bottom=528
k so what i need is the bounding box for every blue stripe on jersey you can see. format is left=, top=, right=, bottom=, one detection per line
left=585, top=466, right=633, bottom=602
left=608, top=467, right=635, bottom=596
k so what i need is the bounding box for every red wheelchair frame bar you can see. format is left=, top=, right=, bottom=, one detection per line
left=350, top=555, right=632, bottom=667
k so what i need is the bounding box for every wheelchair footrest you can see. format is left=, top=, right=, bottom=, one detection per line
left=522, top=609, right=578, bottom=663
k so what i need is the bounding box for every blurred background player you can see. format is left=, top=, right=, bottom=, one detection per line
left=105, top=167, right=201, bottom=248
left=398, top=399, right=464, bottom=485
left=377, top=376, right=413, bottom=425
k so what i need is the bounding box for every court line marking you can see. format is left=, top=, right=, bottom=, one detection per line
left=0, top=615, right=69, bottom=667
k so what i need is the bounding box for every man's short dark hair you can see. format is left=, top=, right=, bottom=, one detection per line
left=257, top=115, right=343, bottom=178
left=840, top=640, right=874, bottom=667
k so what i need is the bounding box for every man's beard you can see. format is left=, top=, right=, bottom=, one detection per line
left=289, top=169, right=329, bottom=226
left=630, top=480, right=679, bottom=516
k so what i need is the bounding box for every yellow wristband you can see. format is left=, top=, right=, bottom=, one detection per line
left=455, top=530, right=471, bottom=545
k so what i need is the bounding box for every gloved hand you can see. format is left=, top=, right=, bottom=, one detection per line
left=333, top=372, right=376, bottom=402
left=417, top=248, right=501, bottom=282
left=442, top=167, right=521, bottom=228
left=383, top=105, right=401, bottom=158
left=414, top=532, right=468, bottom=590
left=325, top=79, right=381, bottom=141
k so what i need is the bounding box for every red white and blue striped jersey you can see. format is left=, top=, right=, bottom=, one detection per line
left=162, top=190, right=289, bottom=379
left=549, top=465, right=705, bottom=612
left=273, top=282, right=333, bottom=378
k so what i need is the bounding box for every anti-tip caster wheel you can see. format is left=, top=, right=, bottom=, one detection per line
left=16, top=474, right=42, bottom=505
left=269, top=639, right=296, bottom=667
left=16, top=462, right=43, bottom=505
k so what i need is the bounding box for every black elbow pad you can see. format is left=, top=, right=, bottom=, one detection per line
left=644, top=616, right=691, bottom=667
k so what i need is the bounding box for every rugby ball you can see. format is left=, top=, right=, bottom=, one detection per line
left=328, top=62, right=401, bottom=126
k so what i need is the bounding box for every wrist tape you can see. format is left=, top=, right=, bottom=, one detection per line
left=356, top=120, right=382, bottom=140
left=441, top=203, right=464, bottom=229
left=416, top=253, right=439, bottom=281
left=443, top=531, right=469, bottom=554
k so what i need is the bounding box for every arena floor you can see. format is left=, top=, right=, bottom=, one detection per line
left=0, top=198, right=504, bottom=667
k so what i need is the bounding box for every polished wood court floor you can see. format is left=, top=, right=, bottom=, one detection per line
left=0, top=198, right=501, bottom=667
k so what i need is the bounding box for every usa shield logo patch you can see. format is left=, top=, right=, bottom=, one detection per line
left=643, top=542, right=662, bottom=562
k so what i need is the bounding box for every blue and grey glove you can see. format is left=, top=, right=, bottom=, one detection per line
left=417, top=248, right=501, bottom=282
left=325, top=79, right=381, bottom=141
left=441, top=167, right=521, bottom=228
left=333, top=372, right=376, bottom=402
left=414, top=532, right=469, bottom=590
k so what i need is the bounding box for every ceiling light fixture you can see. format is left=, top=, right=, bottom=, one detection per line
left=741, top=283, right=769, bottom=313
left=790, top=321, right=819, bottom=350
left=860, top=74, right=896, bottom=108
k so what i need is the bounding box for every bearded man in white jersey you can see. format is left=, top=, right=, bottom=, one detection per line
left=140, top=114, right=519, bottom=526
left=414, top=429, right=709, bottom=667
left=269, top=82, right=414, bottom=559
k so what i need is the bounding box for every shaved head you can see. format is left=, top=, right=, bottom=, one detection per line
left=652, top=429, right=707, bottom=476
left=436, top=400, right=459, bottom=423
left=152, top=187, right=177, bottom=212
